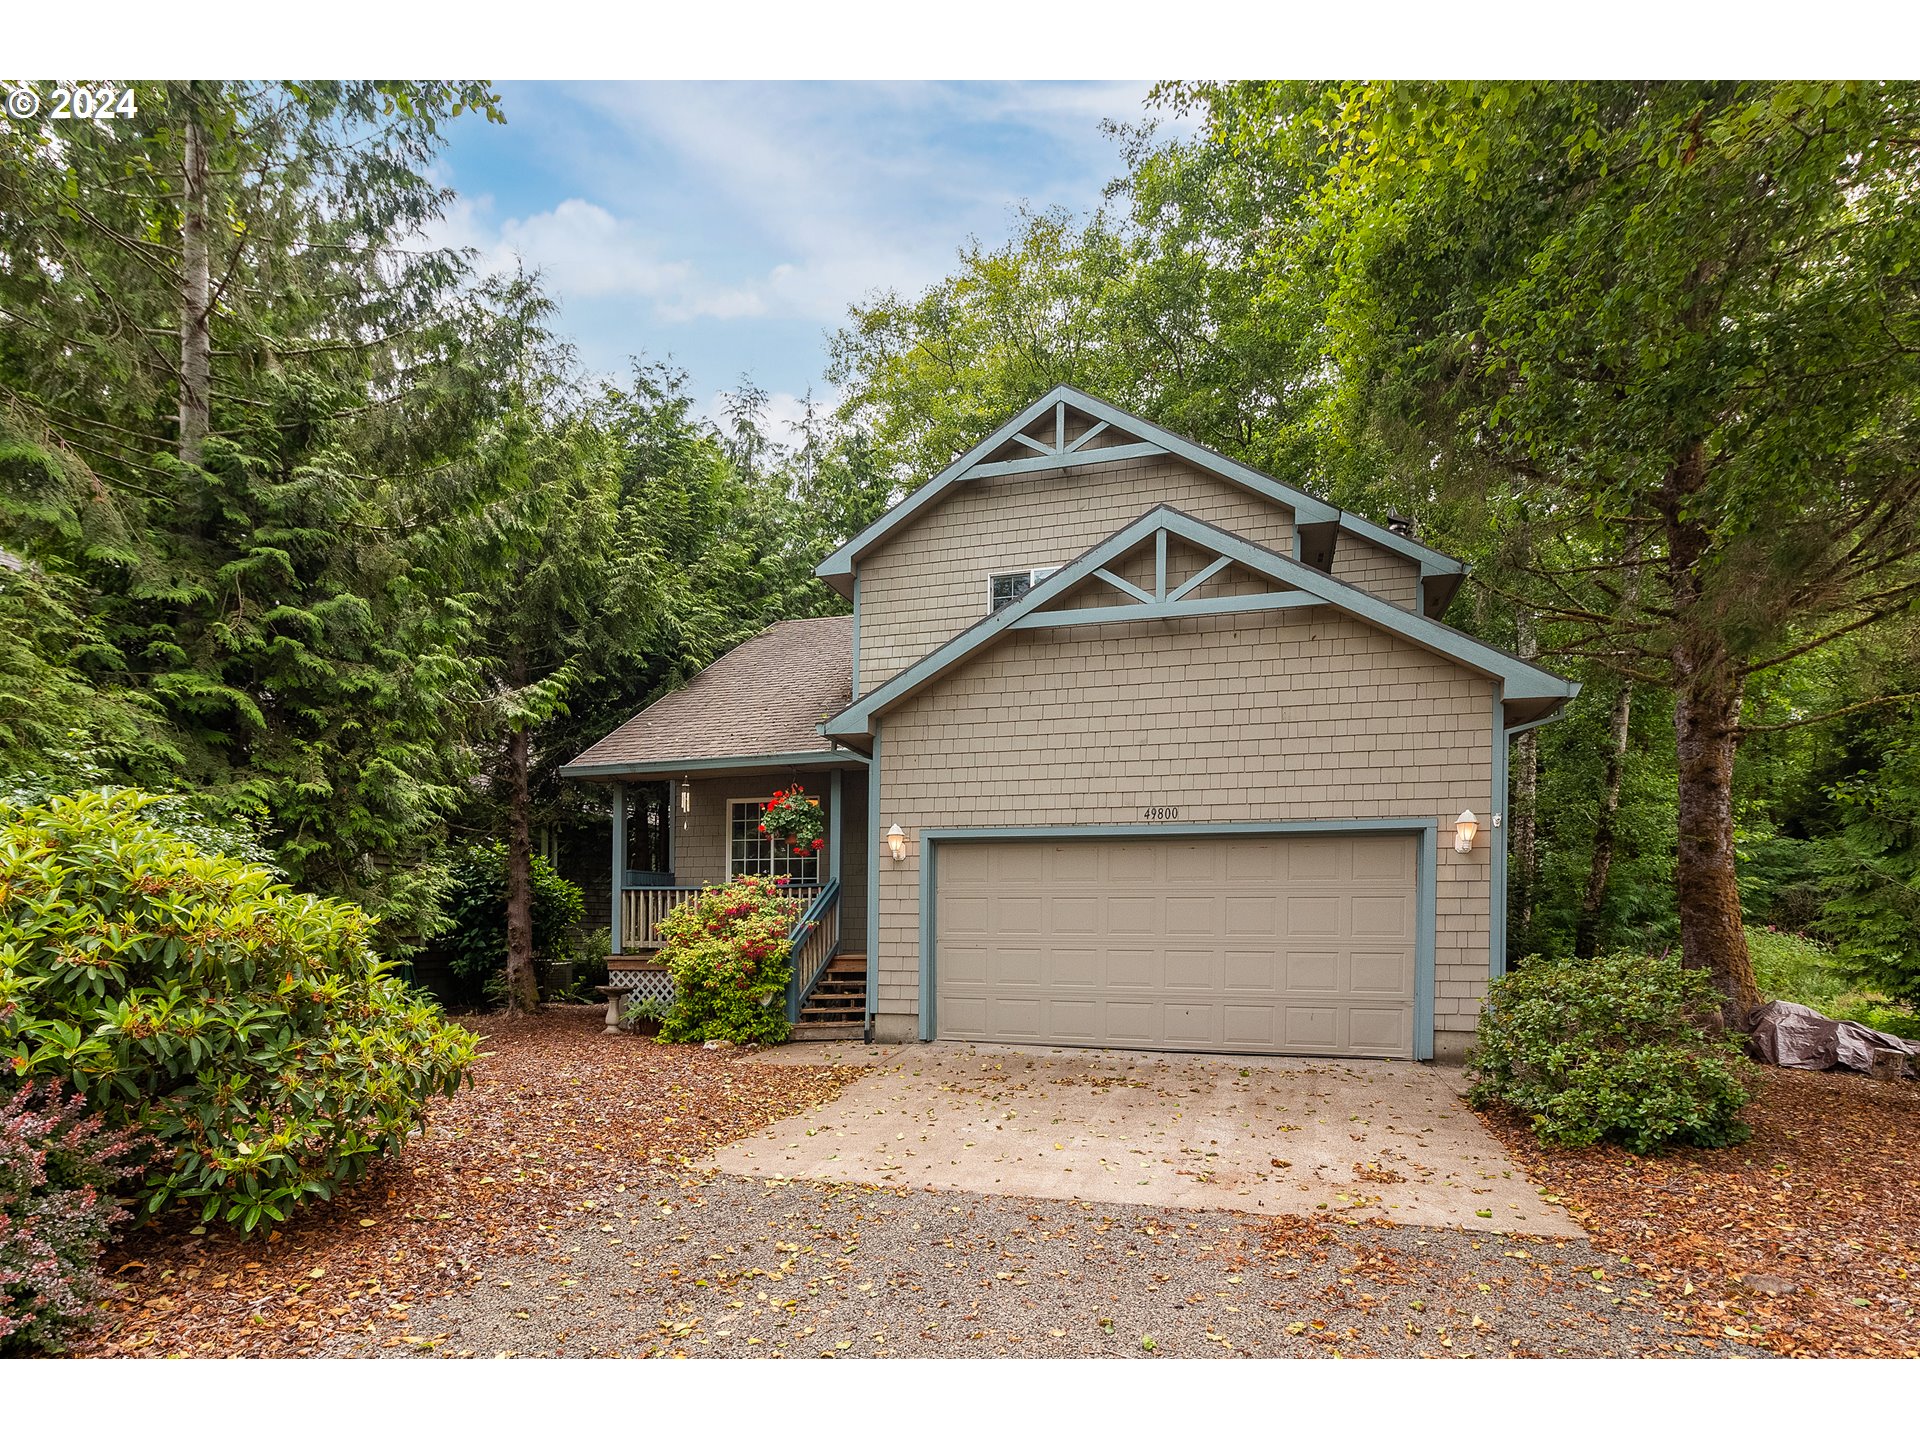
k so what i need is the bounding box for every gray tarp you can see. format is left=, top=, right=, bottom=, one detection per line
left=1747, top=1000, right=1918, bottom=1078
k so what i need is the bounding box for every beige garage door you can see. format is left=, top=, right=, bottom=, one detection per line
left=934, top=833, right=1417, bottom=1058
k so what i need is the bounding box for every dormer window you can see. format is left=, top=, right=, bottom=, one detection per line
left=989, top=566, right=1057, bottom=612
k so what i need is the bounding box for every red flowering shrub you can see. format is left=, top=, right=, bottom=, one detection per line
left=759, top=787, right=826, bottom=857
left=652, top=875, right=801, bottom=1045
left=1, top=1079, right=145, bottom=1355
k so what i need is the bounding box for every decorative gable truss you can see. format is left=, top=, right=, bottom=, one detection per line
left=822, top=505, right=1577, bottom=746
left=816, top=385, right=1469, bottom=618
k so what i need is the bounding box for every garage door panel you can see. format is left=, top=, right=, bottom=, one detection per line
left=937, top=834, right=1417, bottom=1059
left=1051, top=896, right=1100, bottom=935
left=1348, top=1007, right=1408, bottom=1054
left=1283, top=948, right=1340, bottom=992
left=1163, top=947, right=1219, bottom=990
left=1222, top=1005, right=1278, bottom=1047
left=1223, top=895, right=1278, bottom=935
left=1165, top=895, right=1218, bottom=936
left=1221, top=949, right=1280, bottom=991
left=1350, top=950, right=1413, bottom=996
left=1049, top=947, right=1100, bottom=988
left=1351, top=894, right=1411, bottom=938
left=1106, top=949, right=1159, bottom=988
left=1285, top=894, right=1342, bottom=937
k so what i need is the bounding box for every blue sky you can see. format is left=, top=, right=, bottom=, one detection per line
left=433, top=81, right=1172, bottom=438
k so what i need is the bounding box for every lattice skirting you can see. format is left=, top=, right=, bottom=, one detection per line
left=607, top=968, right=676, bottom=1006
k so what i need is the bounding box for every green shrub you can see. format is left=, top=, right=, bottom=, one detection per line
left=440, top=844, right=584, bottom=998
left=1468, top=951, right=1753, bottom=1153
left=0, top=789, right=478, bottom=1231
left=653, top=875, right=799, bottom=1046
left=0, top=1078, right=145, bottom=1355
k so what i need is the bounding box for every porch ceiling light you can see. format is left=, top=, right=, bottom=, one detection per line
left=1454, top=810, right=1478, bottom=854
left=886, top=823, right=908, bottom=862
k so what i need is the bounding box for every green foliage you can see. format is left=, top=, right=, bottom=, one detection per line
left=1469, top=952, right=1754, bottom=1153
left=440, top=844, right=584, bottom=986
left=0, top=789, right=478, bottom=1231
left=760, top=785, right=826, bottom=857
left=1747, top=926, right=1920, bottom=1040
left=0, top=1078, right=145, bottom=1355
left=652, top=876, right=799, bottom=1046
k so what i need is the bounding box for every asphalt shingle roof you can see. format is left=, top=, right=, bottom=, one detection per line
left=565, top=614, right=852, bottom=771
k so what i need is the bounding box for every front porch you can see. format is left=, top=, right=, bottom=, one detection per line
left=596, top=758, right=870, bottom=1037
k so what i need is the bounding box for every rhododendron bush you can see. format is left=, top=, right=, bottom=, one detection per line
left=0, top=790, right=478, bottom=1233
left=653, top=875, right=801, bottom=1045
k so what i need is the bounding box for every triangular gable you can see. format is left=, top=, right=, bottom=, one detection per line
left=815, top=386, right=1467, bottom=614
left=821, top=505, right=1575, bottom=744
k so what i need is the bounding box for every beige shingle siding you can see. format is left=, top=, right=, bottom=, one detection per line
left=664, top=771, right=865, bottom=934
left=872, top=607, right=1495, bottom=1037
left=854, top=455, right=1296, bottom=696
left=1330, top=534, right=1421, bottom=611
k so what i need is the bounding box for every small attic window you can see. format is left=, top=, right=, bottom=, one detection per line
left=990, top=566, right=1057, bottom=613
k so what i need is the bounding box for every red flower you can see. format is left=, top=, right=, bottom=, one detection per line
left=811, top=838, right=824, bottom=851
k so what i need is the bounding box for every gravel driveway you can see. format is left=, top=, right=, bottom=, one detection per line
left=326, top=1171, right=1753, bottom=1358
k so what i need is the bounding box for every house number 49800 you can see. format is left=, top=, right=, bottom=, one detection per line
left=1142, top=806, right=1180, bottom=821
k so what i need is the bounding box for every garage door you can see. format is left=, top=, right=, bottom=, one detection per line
left=934, top=833, right=1418, bottom=1058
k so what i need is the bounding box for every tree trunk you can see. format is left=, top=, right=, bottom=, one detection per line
left=1511, top=609, right=1540, bottom=949
left=1574, top=680, right=1634, bottom=958
left=503, top=724, right=541, bottom=1013
left=177, top=90, right=211, bottom=468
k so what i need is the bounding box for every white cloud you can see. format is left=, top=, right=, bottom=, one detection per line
left=428, top=194, right=764, bottom=321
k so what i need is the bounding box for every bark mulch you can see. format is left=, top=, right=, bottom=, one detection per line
left=1480, top=1065, right=1920, bottom=1358
left=78, top=1007, right=860, bottom=1357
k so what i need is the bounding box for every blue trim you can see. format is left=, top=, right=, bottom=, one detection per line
left=561, top=750, right=867, bottom=780
left=915, top=819, right=1439, bottom=1061
left=1490, top=689, right=1508, bottom=980
left=960, top=441, right=1167, bottom=481
left=825, top=506, right=1577, bottom=742
left=610, top=782, right=625, bottom=955
left=865, top=728, right=882, bottom=1036
left=850, top=578, right=861, bottom=698
left=828, top=768, right=843, bottom=888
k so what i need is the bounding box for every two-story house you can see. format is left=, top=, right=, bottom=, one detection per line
left=560, top=387, right=1577, bottom=1061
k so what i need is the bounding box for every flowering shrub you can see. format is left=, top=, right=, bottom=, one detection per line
left=1, top=1079, right=145, bottom=1355
left=759, top=787, right=825, bottom=859
left=653, top=875, right=801, bottom=1045
left=0, top=789, right=479, bottom=1232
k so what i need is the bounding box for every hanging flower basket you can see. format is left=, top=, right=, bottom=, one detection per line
left=759, top=786, right=826, bottom=858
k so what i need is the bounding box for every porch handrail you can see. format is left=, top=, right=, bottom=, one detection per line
left=783, top=877, right=842, bottom=1023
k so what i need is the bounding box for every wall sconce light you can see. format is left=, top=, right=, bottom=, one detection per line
left=885, top=823, right=908, bottom=862
left=1454, top=810, right=1478, bottom=854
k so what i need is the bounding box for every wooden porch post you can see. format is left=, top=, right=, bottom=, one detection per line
left=829, top=768, right=843, bottom=888
left=610, top=781, right=625, bottom=955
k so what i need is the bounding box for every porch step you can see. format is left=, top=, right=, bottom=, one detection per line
left=797, top=953, right=866, bottom=1029
left=791, top=1021, right=865, bottom=1040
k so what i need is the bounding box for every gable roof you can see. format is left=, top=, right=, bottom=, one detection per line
left=822, top=506, right=1575, bottom=745
left=561, top=615, right=856, bottom=778
left=815, top=386, right=1467, bottom=615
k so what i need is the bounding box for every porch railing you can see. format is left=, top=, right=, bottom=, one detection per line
left=620, top=881, right=825, bottom=951
left=783, top=878, right=841, bottom=1023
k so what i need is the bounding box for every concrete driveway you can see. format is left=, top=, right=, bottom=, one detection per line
left=714, top=1041, right=1581, bottom=1237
